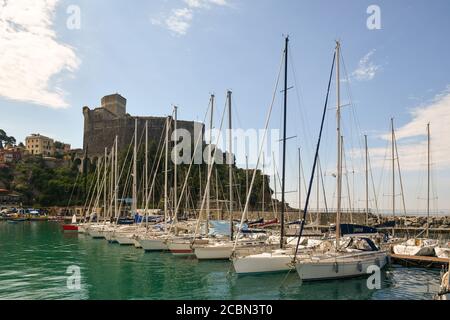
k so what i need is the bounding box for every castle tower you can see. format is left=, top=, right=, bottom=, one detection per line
left=101, top=93, right=126, bottom=117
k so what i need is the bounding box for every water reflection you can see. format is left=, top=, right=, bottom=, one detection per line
left=0, top=221, right=442, bottom=300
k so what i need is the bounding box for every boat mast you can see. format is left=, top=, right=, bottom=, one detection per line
left=272, top=151, right=278, bottom=218
left=133, top=118, right=137, bottom=218
left=110, top=145, right=113, bottom=219
left=391, top=118, right=395, bottom=236
left=227, top=90, right=233, bottom=240
left=164, top=116, right=169, bottom=231
left=206, top=95, right=214, bottom=235
left=145, top=120, right=149, bottom=226
left=215, top=168, right=219, bottom=216
left=245, top=155, right=249, bottom=200
left=427, top=123, right=430, bottom=238
left=316, top=155, right=320, bottom=224
left=298, top=148, right=301, bottom=221
left=96, top=156, right=101, bottom=221
left=174, top=106, right=178, bottom=224
left=262, top=153, right=265, bottom=217
left=104, top=147, right=107, bottom=222
left=365, top=135, right=369, bottom=225
left=280, top=35, right=289, bottom=249
left=114, top=135, right=118, bottom=220
left=335, top=41, right=342, bottom=248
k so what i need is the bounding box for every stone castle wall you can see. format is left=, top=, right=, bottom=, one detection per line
left=82, top=94, right=203, bottom=157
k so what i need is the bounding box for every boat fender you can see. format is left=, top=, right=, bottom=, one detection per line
left=357, top=261, right=363, bottom=272
left=333, top=262, right=339, bottom=273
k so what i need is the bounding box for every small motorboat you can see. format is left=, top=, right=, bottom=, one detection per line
left=62, top=224, right=78, bottom=231
left=62, top=214, right=78, bottom=231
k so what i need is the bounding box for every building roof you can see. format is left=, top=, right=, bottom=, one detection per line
left=26, top=133, right=53, bottom=141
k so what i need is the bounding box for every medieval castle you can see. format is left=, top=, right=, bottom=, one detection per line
left=82, top=94, right=203, bottom=158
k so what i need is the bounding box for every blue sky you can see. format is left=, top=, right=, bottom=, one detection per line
left=1, top=0, right=449, bottom=212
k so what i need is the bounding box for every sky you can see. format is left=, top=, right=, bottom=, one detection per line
left=0, top=0, right=449, bottom=213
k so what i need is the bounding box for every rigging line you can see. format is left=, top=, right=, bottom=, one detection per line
left=233, top=44, right=285, bottom=252
left=66, top=169, right=81, bottom=210
left=340, top=50, right=366, bottom=162
left=167, top=98, right=211, bottom=235
left=367, top=144, right=380, bottom=216
left=117, top=147, right=134, bottom=221
left=232, top=170, right=244, bottom=212
left=293, top=51, right=336, bottom=261
left=342, top=138, right=354, bottom=215
left=85, top=159, right=104, bottom=222
left=375, top=128, right=390, bottom=210
left=82, top=158, right=101, bottom=219
left=142, top=118, right=169, bottom=211
left=139, top=120, right=167, bottom=228
left=393, top=129, right=407, bottom=216
left=288, top=43, right=314, bottom=155
left=111, top=133, right=135, bottom=222
left=341, top=50, right=369, bottom=207
left=192, top=95, right=229, bottom=241
left=318, top=157, right=329, bottom=213
left=146, top=118, right=169, bottom=197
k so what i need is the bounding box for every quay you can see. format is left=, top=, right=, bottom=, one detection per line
left=389, top=254, right=449, bottom=269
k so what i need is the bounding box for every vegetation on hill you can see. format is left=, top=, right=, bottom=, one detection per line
left=1, top=139, right=276, bottom=211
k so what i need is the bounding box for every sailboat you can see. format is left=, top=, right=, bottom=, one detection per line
left=62, top=214, right=78, bottom=231
left=232, top=36, right=312, bottom=273
left=392, top=123, right=439, bottom=256
left=228, top=38, right=321, bottom=273
left=137, top=115, right=173, bottom=251
left=295, top=41, right=388, bottom=281
left=192, top=91, right=278, bottom=260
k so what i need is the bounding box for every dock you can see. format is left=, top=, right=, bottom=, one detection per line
left=389, top=254, right=449, bottom=269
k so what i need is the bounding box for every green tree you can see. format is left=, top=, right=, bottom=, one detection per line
left=0, top=129, right=16, bottom=148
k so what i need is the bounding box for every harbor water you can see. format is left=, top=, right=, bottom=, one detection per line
left=0, top=221, right=442, bottom=300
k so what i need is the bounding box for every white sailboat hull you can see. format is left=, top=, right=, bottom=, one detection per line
left=89, top=229, right=105, bottom=239
left=296, top=251, right=388, bottom=281
left=115, top=234, right=135, bottom=245
left=104, top=231, right=117, bottom=243
left=233, top=252, right=293, bottom=274
left=139, top=238, right=169, bottom=251
left=195, top=246, right=232, bottom=260
left=168, top=241, right=194, bottom=257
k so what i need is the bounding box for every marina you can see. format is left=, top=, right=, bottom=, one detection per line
left=0, top=221, right=445, bottom=300
left=0, top=1, right=449, bottom=304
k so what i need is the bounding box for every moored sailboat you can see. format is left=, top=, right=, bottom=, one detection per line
left=294, top=41, right=388, bottom=281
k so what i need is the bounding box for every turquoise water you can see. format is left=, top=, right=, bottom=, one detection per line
left=0, top=221, right=442, bottom=300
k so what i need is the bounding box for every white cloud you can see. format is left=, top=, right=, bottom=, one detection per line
left=0, top=0, right=80, bottom=108
left=152, top=0, right=229, bottom=36
left=352, top=49, right=380, bottom=81
left=369, top=86, right=450, bottom=171
left=165, top=8, right=194, bottom=35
